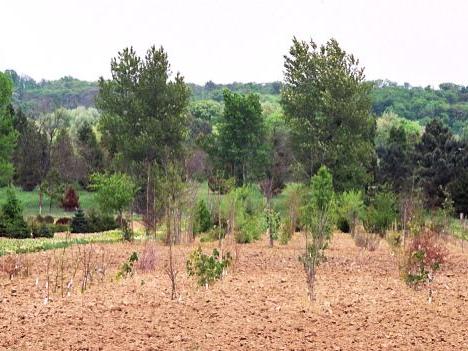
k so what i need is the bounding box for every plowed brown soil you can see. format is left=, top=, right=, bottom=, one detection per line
left=0, top=233, right=467, bottom=351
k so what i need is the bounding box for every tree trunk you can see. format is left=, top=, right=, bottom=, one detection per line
left=146, top=162, right=151, bottom=228
left=39, top=191, right=43, bottom=215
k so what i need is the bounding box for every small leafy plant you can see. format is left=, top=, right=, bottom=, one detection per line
left=116, top=252, right=139, bottom=280
left=401, top=229, right=448, bottom=302
left=193, top=199, right=212, bottom=234
left=186, top=247, right=232, bottom=287
left=279, top=217, right=293, bottom=245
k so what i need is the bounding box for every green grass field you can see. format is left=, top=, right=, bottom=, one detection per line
left=0, top=187, right=95, bottom=218
left=0, top=230, right=123, bottom=256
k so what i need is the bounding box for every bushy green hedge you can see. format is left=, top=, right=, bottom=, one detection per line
left=71, top=208, right=118, bottom=233
left=193, top=199, right=212, bottom=234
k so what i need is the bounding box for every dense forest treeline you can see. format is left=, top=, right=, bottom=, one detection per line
left=0, top=38, right=467, bottom=246
left=4, top=69, right=468, bottom=139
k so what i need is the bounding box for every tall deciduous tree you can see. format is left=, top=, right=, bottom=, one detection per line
left=0, top=72, right=17, bottom=185
left=91, top=173, right=138, bottom=226
left=281, top=38, right=375, bottom=191
left=210, top=89, right=267, bottom=185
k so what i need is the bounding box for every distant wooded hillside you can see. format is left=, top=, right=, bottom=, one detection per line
left=4, top=69, right=468, bottom=136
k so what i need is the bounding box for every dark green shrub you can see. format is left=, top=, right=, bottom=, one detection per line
left=71, top=209, right=89, bottom=233
left=87, top=209, right=118, bottom=232
left=193, top=199, right=212, bottom=234
left=32, top=224, right=53, bottom=238
left=0, top=189, right=29, bottom=239
left=186, top=247, right=232, bottom=286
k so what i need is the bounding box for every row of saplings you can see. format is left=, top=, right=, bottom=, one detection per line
left=0, top=188, right=119, bottom=239
left=186, top=166, right=450, bottom=302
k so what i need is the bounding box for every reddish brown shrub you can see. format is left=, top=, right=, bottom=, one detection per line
left=62, top=187, right=80, bottom=211
left=56, top=217, right=71, bottom=225
left=402, top=229, right=448, bottom=299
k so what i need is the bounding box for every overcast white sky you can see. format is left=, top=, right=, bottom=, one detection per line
left=1, top=0, right=467, bottom=86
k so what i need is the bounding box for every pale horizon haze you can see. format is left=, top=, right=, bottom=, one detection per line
left=1, top=0, right=467, bottom=87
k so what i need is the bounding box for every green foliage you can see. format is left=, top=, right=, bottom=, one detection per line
left=30, top=222, right=53, bottom=238
left=71, top=208, right=88, bottom=233
left=193, top=199, right=212, bottom=234
left=377, top=124, right=414, bottom=192
left=303, top=166, right=336, bottom=244
left=275, top=183, right=305, bottom=234
left=338, top=190, right=365, bottom=236
left=0, top=188, right=29, bottom=238
left=278, top=217, right=293, bottom=245
left=300, top=166, right=336, bottom=299
left=447, top=170, right=468, bottom=216
left=122, top=222, right=134, bottom=242
left=218, top=184, right=265, bottom=244
left=414, top=119, right=465, bottom=209
left=209, top=89, right=267, bottom=185
left=86, top=208, right=118, bottom=233
left=0, top=72, right=17, bottom=185
left=199, top=226, right=224, bottom=243
left=12, top=109, right=48, bottom=191
left=235, top=215, right=264, bottom=244
left=97, top=46, right=190, bottom=169
left=371, top=80, right=468, bottom=137
left=0, top=230, right=122, bottom=257
left=189, top=100, right=223, bottom=123
left=6, top=71, right=97, bottom=115
left=0, top=187, right=95, bottom=218
left=186, top=247, right=232, bottom=286
left=375, top=111, right=422, bottom=148
left=90, top=173, right=138, bottom=221
left=281, top=38, right=375, bottom=191
left=364, top=191, right=397, bottom=236
left=76, top=120, right=104, bottom=180
left=116, top=252, right=139, bottom=280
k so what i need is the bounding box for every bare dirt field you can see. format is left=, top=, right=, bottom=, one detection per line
left=0, top=233, right=467, bottom=351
